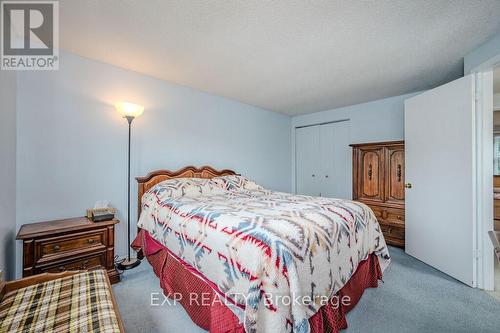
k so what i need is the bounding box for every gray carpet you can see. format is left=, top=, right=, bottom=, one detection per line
left=113, top=247, right=500, bottom=332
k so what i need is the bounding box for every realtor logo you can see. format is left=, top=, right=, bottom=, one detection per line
left=1, top=0, right=59, bottom=70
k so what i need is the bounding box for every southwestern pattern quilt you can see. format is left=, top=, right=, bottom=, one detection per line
left=138, top=175, right=390, bottom=333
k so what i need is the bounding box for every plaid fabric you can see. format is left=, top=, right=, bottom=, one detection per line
left=0, top=270, right=120, bottom=333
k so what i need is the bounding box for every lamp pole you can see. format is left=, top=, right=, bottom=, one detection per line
left=117, top=115, right=141, bottom=270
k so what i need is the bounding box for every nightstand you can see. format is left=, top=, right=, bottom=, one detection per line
left=16, top=217, right=120, bottom=284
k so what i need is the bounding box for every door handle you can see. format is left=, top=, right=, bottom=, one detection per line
left=405, top=183, right=412, bottom=189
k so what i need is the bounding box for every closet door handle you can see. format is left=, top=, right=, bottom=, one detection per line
left=312, top=174, right=315, bottom=177
left=325, top=175, right=329, bottom=178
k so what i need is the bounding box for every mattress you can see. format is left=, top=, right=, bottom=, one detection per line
left=138, top=175, right=390, bottom=333
left=132, top=229, right=383, bottom=333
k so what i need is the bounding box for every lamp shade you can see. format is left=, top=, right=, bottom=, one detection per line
left=115, top=102, right=144, bottom=118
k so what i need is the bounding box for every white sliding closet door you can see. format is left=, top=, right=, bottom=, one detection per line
left=296, top=125, right=320, bottom=196
left=295, top=121, right=350, bottom=198
left=320, top=121, right=351, bottom=199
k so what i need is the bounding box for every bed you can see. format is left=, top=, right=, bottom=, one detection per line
left=132, top=166, right=390, bottom=333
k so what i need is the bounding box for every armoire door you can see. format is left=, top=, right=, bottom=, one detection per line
left=356, top=147, right=384, bottom=203
left=295, top=125, right=320, bottom=196
left=385, top=145, right=405, bottom=205
left=319, top=121, right=351, bottom=199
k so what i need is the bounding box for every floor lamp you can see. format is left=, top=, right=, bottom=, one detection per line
left=115, top=102, right=144, bottom=270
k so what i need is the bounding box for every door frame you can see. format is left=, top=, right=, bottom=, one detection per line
left=471, top=56, right=499, bottom=290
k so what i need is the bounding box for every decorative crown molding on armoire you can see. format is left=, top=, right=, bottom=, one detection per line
left=350, top=140, right=405, bottom=248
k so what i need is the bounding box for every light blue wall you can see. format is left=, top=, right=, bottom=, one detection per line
left=464, top=30, right=500, bottom=73
left=291, top=92, right=420, bottom=193
left=0, top=71, right=17, bottom=280
left=15, top=51, right=292, bottom=276
left=293, top=92, right=418, bottom=142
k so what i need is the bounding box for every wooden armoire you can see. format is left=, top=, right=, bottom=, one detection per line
left=350, top=141, right=405, bottom=248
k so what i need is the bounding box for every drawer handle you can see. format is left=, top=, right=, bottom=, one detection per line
left=81, top=260, right=89, bottom=270
left=87, top=238, right=95, bottom=244
left=59, top=266, right=65, bottom=271
left=53, top=245, right=60, bottom=252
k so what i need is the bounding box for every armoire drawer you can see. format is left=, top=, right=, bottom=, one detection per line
left=369, top=205, right=405, bottom=227
left=379, top=223, right=405, bottom=248
left=380, top=223, right=404, bottom=239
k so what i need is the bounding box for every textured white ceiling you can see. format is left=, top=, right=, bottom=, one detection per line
left=60, top=0, right=500, bottom=115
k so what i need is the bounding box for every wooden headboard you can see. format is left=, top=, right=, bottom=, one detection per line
left=135, top=165, right=237, bottom=219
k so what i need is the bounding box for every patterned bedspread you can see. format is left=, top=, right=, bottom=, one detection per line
left=138, top=176, right=390, bottom=333
left=0, top=270, right=121, bottom=333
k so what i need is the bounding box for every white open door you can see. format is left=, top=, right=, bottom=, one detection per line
left=405, top=74, right=476, bottom=287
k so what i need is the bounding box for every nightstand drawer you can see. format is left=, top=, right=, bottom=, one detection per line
left=37, top=229, right=106, bottom=261
left=37, top=252, right=106, bottom=274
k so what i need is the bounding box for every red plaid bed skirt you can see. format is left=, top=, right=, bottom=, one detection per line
left=132, top=229, right=382, bottom=333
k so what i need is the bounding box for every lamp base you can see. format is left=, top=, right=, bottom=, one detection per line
left=116, top=258, right=141, bottom=270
